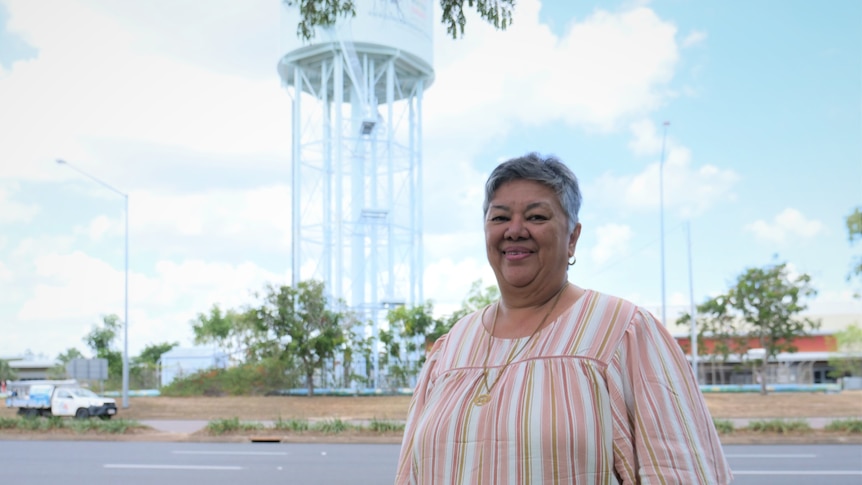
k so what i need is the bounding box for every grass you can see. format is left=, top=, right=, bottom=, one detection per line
left=746, top=419, right=811, bottom=434
left=712, top=419, right=735, bottom=434
left=203, top=416, right=405, bottom=436
left=0, top=416, right=142, bottom=433
left=206, top=417, right=264, bottom=435
left=825, top=418, right=862, bottom=433
left=311, top=418, right=352, bottom=434
left=273, top=417, right=310, bottom=431
left=369, top=419, right=405, bottom=433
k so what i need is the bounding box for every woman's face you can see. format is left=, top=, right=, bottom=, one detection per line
left=485, top=179, right=581, bottom=292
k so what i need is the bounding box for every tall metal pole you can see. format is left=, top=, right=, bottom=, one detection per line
left=56, top=159, right=130, bottom=409
left=686, top=221, right=698, bottom=384
left=122, top=195, right=129, bottom=407
left=659, top=121, right=669, bottom=325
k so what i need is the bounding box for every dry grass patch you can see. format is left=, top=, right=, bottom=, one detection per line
left=2, top=391, right=860, bottom=422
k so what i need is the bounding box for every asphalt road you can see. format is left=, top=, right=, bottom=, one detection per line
left=1, top=441, right=860, bottom=484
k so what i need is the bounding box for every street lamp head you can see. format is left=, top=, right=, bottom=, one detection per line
left=56, top=159, right=67, bottom=165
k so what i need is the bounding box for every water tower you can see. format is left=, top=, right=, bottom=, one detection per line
left=278, top=0, right=434, bottom=387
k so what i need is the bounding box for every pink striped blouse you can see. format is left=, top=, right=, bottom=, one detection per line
left=395, top=290, right=732, bottom=484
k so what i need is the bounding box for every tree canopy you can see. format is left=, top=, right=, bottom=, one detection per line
left=0, top=359, right=17, bottom=382
left=282, top=0, right=515, bottom=41
left=847, top=206, right=862, bottom=297
left=252, top=280, right=346, bottom=396
left=828, top=323, right=862, bottom=379
left=84, top=314, right=123, bottom=380
left=134, top=342, right=179, bottom=366
left=191, top=304, right=266, bottom=362
left=681, top=261, right=819, bottom=394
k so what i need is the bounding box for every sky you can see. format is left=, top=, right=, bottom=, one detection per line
left=1, top=0, right=860, bottom=361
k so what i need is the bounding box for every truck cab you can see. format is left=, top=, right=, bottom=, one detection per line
left=49, top=386, right=118, bottom=419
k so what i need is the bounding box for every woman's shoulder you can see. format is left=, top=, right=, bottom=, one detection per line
left=580, top=289, right=641, bottom=316
left=581, top=289, right=666, bottom=330
left=447, top=307, right=487, bottom=337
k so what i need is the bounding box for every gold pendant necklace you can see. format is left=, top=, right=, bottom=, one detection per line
left=473, top=282, right=569, bottom=406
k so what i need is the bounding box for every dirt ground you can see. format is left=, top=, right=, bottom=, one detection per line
left=2, top=391, right=860, bottom=444
left=2, top=390, right=861, bottom=421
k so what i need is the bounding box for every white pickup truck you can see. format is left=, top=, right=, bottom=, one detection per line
left=5, top=380, right=118, bottom=419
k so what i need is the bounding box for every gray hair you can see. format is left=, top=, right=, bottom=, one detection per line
left=482, top=153, right=582, bottom=232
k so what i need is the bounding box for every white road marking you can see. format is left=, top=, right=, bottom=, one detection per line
left=725, top=454, right=817, bottom=458
left=105, top=464, right=243, bottom=470
left=733, top=471, right=862, bottom=476
left=173, top=450, right=288, bottom=456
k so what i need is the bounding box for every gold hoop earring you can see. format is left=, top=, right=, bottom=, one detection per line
left=568, top=256, right=576, bottom=266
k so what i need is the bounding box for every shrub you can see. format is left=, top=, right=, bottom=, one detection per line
left=273, top=417, right=310, bottom=432
left=0, top=416, right=141, bottom=434
left=206, top=417, right=264, bottom=435
left=313, top=419, right=352, bottom=434
left=0, top=417, right=19, bottom=429
left=712, top=419, right=735, bottom=434
left=825, top=418, right=862, bottom=433
left=747, top=419, right=811, bottom=434
left=161, top=358, right=301, bottom=396
left=368, top=419, right=405, bottom=433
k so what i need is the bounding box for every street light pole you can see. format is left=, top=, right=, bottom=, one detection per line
left=686, top=221, right=698, bottom=384
left=56, top=159, right=130, bottom=409
left=659, top=121, right=669, bottom=326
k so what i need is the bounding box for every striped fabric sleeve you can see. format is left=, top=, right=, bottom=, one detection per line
left=395, top=335, right=446, bottom=484
left=607, top=309, right=733, bottom=485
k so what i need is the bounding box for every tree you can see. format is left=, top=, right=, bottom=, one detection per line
left=191, top=304, right=270, bottom=363
left=132, top=342, right=178, bottom=389
left=56, top=347, right=85, bottom=364
left=253, top=280, right=346, bottom=396
left=339, top=318, right=372, bottom=388
left=847, top=206, right=862, bottom=297
left=676, top=296, right=748, bottom=385
left=134, top=342, right=179, bottom=367
left=720, top=262, right=820, bottom=394
left=0, top=359, right=17, bottom=383
left=282, top=0, right=515, bottom=41
left=828, top=323, right=862, bottom=380
left=440, top=279, right=499, bottom=335
left=47, top=347, right=86, bottom=379
left=84, top=314, right=123, bottom=381
left=381, top=302, right=442, bottom=386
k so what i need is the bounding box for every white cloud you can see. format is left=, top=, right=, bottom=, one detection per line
left=0, top=0, right=292, bottom=183
left=129, top=185, right=293, bottom=252
left=12, top=249, right=284, bottom=357
left=0, top=185, right=40, bottom=223
left=423, top=256, right=495, bottom=317
left=628, top=119, right=667, bottom=156
left=0, top=261, right=12, bottom=282
left=744, top=208, right=824, bottom=245
left=73, top=215, right=115, bottom=242
left=588, top=138, right=739, bottom=217
left=589, top=223, right=633, bottom=265
left=426, top=1, right=680, bottom=144
left=682, top=30, right=707, bottom=48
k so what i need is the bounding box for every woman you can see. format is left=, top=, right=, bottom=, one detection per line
left=396, top=153, right=732, bottom=484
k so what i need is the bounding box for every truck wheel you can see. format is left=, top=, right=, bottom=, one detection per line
left=75, top=408, right=89, bottom=419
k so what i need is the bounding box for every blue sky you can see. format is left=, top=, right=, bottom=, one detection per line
left=0, top=0, right=859, bottom=360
